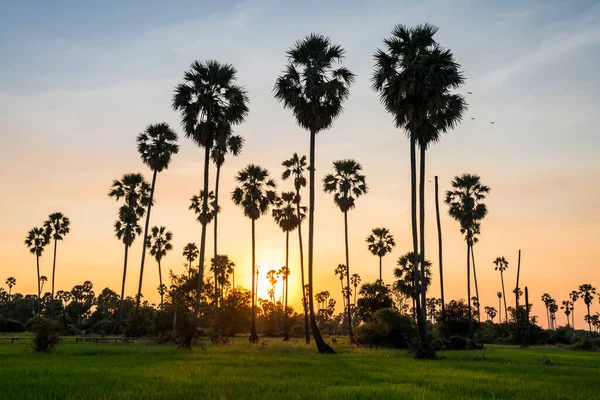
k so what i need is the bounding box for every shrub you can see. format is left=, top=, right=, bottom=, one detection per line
left=447, top=335, right=469, bottom=350
left=355, top=308, right=417, bottom=348
left=572, top=338, right=597, bottom=351
left=89, top=319, right=115, bottom=336
left=552, top=327, right=573, bottom=345
left=0, top=316, right=25, bottom=332
left=291, top=325, right=304, bottom=337
left=31, top=317, right=60, bottom=352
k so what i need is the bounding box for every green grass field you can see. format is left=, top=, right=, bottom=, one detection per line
left=1, top=337, right=598, bottom=399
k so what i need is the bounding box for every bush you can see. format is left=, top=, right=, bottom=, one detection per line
left=407, top=337, right=436, bottom=359
left=0, top=316, right=25, bottom=332
left=291, top=325, right=304, bottom=337
left=355, top=308, right=417, bottom=348
left=572, top=338, right=598, bottom=351
left=31, top=317, right=60, bottom=352
left=89, top=319, right=115, bottom=336
left=447, top=335, right=469, bottom=350
left=552, top=327, right=573, bottom=345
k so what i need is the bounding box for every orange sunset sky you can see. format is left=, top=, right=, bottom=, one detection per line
left=1, top=1, right=599, bottom=329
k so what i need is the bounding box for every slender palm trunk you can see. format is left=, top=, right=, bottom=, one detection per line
left=213, top=164, right=221, bottom=334
left=136, top=169, right=157, bottom=312
left=344, top=211, right=353, bottom=343
left=434, top=176, right=448, bottom=338
left=158, top=259, right=163, bottom=307
left=62, top=301, right=67, bottom=327
left=283, top=231, right=290, bottom=341
left=339, top=279, right=345, bottom=310
left=587, top=303, right=592, bottom=336
left=116, top=243, right=129, bottom=331
left=471, top=246, right=481, bottom=323
left=308, top=130, right=334, bottom=353
left=186, top=144, right=211, bottom=347
left=515, top=250, right=521, bottom=323
left=418, top=144, right=427, bottom=330
left=379, top=256, right=382, bottom=282
left=572, top=306, right=575, bottom=329
left=500, top=272, right=508, bottom=322
left=36, top=254, right=41, bottom=314
left=353, top=286, right=357, bottom=306
left=51, top=238, right=58, bottom=317
left=498, top=297, right=501, bottom=323
left=466, top=229, right=473, bottom=338
left=295, top=188, right=310, bottom=344
left=523, top=287, right=530, bottom=347
left=546, top=306, right=550, bottom=329
left=410, top=127, right=426, bottom=344
left=249, top=219, right=259, bottom=343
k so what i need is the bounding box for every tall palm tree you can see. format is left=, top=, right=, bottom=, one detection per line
left=323, top=159, right=368, bottom=343
left=445, top=174, right=489, bottom=337
left=272, top=191, right=305, bottom=342
left=350, top=273, right=361, bottom=306
left=43, top=212, right=70, bottom=305
left=6, top=277, right=16, bottom=297
left=334, top=264, right=348, bottom=309
left=366, top=227, right=395, bottom=282
left=173, top=60, right=249, bottom=347
left=274, top=34, right=354, bottom=353
left=231, top=164, right=277, bottom=343
left=560, top=300, right=573, bottom=327
left=25, top=226, right=49, bottom=313
left=146, top=226, right=173, bottom=307
left=182, top=243, right=199, bottom=278
left=569, top=290, right=579, bottom=328
left=493, top=256, right=509, bottom=322
left=135, top=123, right=179, bottom=312
left=541, top=293, right=553, bottom=329
left=108, top=173, right=151, bottom=329
left=497, top=291, right=503, bottom=322
left=281, top=153, right=310, bottom=344
left=434, top=176, right=448, bottom=338
left=372, top=24, right=466, bottom=350
left=278, top=265, right=291, bottom=340
left=578, top=284, right=596, bottom=335
left=394, top=252, right=432, bottom=320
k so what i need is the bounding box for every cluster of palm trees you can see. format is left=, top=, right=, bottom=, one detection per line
left=541, top=286, right=600, bottom=335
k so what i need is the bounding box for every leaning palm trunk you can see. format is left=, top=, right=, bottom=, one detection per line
left=410, top=126, right=426, bottom=343
left=186, top=144, right=211, bottom=347
left=213, top=164, right=222, bottom=333
left=308, top=130, right=334, bottom=353
left=36, top=254, right=41, bottom=314
left=379, top=256, right=382, bottom=282
left=283, top=231, right=290, bottom=341
left=434, top=176, right=449, bottom=338
left=344, top=211, right=354, bottom=342
left=515, top=250, right=521, bottom=324
left=51, top=238, right=58, bottom=317
left=295, top=187, right=310, bottom=344
left=418, top=144, right=428, bottom=331
left=116, top=243, right=129, bottom=330
left=158, top=259, right=163, bottom=307
left=500, top=271, right=508, bottom=322
left=466, top=229, right=473, bottom=338
left=250, top=219, right=258, bottom=342
left=471, top=246, right=481, bottom=323
left=136, top=169, right=157, bottom=312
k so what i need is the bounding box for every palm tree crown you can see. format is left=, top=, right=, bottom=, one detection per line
left=43, top=213, right=70, bottom=241
left=211, top=129, right=244, bottom=168
left=281, top=153, right=307, bottom=191
left=366, top=228, right=396, bottom=258
left=136, top=123, right=179, bottom=172
left=25, top=227, right=50, bottom=256
left=394, top=252, right=432, bottom=298
left=108, top=173, right=151, bottom=246
left=274, top=34, right=355, bottom=133
left=183, top=243, right=199, bottom=264
left=323, top=159, right=368, bottom=212
left=146, top=226, right=173, bottom=263
left=493, top=256, right=509, bottom=272
left=190, top=190, right=219, bottom=224
left=272, top=191, right=306, bottom=233
left=231, top=164, right=277, bottom=220
left=445, top=174, right=490, bottom=240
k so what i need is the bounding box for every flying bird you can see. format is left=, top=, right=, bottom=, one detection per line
left=490, top=122, right=495, bottom=124
left=471, top=117, right=475, bottom=120
left=467, top=91, right=472, bottom=94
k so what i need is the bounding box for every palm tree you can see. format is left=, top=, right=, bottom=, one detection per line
left=323, top=159, right=368, bottom=343
left=134, top=123, right=179, bottom=312
left=569, top=290, right=579, bottom=328
left=189, top=190, right=219, bottom=225
left=334, top=264, right=348, bottom=309
left=445, top=174, right=490, bottom=337
left=493, top=256, right=509, bottom=322
left=578, top=284, right=597, bottom=335
left=6, top=277, right=16, bottom=297
left=274, top=34, right=354, bottom=353
left=39, top=276, right=48, bottom=293
left=541, top=293, right=553, bottom=329
left=211, top=130, right=244, bottom=332
left=394, top=252, right=432, bottom=320
left=25, top=226, right=49, bottom=313
left=278, top=265, right=291, bottom=341
left=272, top=191, right=305, bottom=341
left=372, top=24, right=466, bottom=350
left=484, top=306, right=497, bottom=322
left=561, top=300, right=573, bottom=327
left=146, top=226, right=173, bottom=307
left=497, top=292, right=503, bottom=322
left=108, top=173, right=151, bottom=329
left=434, top=176, right=448, bottom=338
left=182, top=243, right=199, bottom=278
left=43, top=212, right=70, bottom=305
left=366, top=228, right=396, bottom=282
left=56, top=289, right=71, bottom=327
left=281, top=153, right=310, bottom=344
left=350, top=273, right=361, bottom=306
left=173, top=60, right=249, bottom=347
left=231, top=164, right=277, bottom=342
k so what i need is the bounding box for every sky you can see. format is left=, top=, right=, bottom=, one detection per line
left=1, top=0, right=599, bottom=328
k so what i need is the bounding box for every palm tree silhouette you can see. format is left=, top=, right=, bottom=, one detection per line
left=350, top=273, right=361, bottom=306
left=434, top=176, right=449, bottom=338
left=25, top=226, right=49, bottom=313
left=578, top=284, right=597, bottom=335
left=281, top=153, right=310, bottom=344
left=189, top=190, right=219, bottom=225
left=445, top=174, right=489, bottom=337
left=497, top=291, right=503, bottom=322
left=231, top=164, right=277, bottom=343
left=108, top=173, right=151, bottom=329
left=560, top=300, right=572, bottom=327
left=134, top=123, right=179, bottom=312
left=39, top=276, right=48, bottom=294
left=323, top=159, right=368, bottom=343
left=334, top=264, right=348, bottom=310
left=56, top=289, right=71, bottom=327
left=569, top=290, right=579, bottom=328
left=277, top=265, right=290, bottom=340
left=541, top=293, right=554, bottom=329
left=173, top=60, right=249, bottom=347
left=493, top=257, right=509, bottom=322
left=6, top=277, right=16, bottom=297
left=182, top=243, right=199, bottom=278
left=274, top=34, right=354, bottom=354
left=372, top=24, right=466, bottom=350
left=146, top=226, right=173, bottom=307
left=43, top=212, right=70, bottom=306
left=366, top=228, right=395, bottom=282
left=394, top=252, right=432, bottom=320
left=272, top=191, right=305, bottom=341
